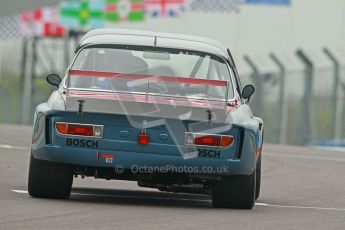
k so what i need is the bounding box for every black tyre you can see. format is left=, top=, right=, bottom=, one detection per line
left=28, top=154, right=73, bottom=199
left=212, top=171, right=256, bottom=209
left=255, top=155, right=262, bottom=200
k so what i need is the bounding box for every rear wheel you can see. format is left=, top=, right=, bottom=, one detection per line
left=212, top=171, right=256, bottom=209
left=28, top=154, right=73, bottom=199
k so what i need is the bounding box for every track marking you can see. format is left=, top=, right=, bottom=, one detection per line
left=0, top=144, right=14, bottom=149
left=12, top=190, right=28, bottom=194
left=11, top=190, right=345, bottom=211
left=256, top=203, right=345, bottom=212
left=0, top=144, right=28, bottom=150
left=265, top=152, right=345, bottom=162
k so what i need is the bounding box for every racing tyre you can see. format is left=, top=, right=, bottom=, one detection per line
left=28, top=154, right=73, bottom=199
left=212, top=171, right=256, bottom=209
left=255, top=155, right=262, bottom=200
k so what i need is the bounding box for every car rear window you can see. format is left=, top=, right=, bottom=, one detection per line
left=69, top=46, right=234, bottom=101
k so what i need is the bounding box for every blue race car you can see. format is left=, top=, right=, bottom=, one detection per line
left=29, top=29, right=264, bottom=209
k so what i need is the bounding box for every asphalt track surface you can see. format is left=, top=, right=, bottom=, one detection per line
left=0, top=124, right=344, bottom=230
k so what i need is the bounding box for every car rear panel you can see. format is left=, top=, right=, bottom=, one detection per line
left=50, top=112, right=240, bottom=159
left=32, top=108, right=257, bottom=175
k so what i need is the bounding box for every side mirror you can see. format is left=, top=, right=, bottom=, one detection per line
left=46, top=74, right=61, bottom=88
left=242, top=84, right=255, bottom=102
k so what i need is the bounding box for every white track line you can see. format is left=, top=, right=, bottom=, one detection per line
left=0, top=144, right=28, bottom=150
left=11, top=190, right=345, bottom=211
left=12, top=190, right=28, bottom=194
left=256, top=203, right=345, bottom=212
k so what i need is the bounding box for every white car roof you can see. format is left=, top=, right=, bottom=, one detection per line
left=77, top=28, right=229, bottom=59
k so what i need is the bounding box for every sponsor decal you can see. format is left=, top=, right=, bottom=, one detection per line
left=66, top=138, right=99, bottom=148
left=198, top=148, right=221, bottom=158
left=102, top=153, right=114, bottom=163
left=96, top=151, right=115, bottom=163
left=188, top=148, right=221, bottom=158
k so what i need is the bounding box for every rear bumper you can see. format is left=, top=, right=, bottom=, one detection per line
left=32, top=144, right=256, bottom=176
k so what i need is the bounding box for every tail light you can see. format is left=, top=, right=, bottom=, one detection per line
left=186, top=133, right=234, bottom=148
left=138, top=133, right=150, bottom=145
left=195, top=135, right=221, bottom=146
left=55, top=122, right=103, bottom=138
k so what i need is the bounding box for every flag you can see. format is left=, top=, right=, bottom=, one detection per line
left=21, top=10, right=39, bottom=37
left=190, top=0, right=240, bottom=13
left=88, top=0, right=107, bottom=27
left=21, top=7, right=65, bottom=37
left=0, top=14, right=22, bottom=40
left=145, top=0, right=187, bottom=17
left=105, top=0, right=145, bottom=22
left=60, top=0, right=105, bottom=28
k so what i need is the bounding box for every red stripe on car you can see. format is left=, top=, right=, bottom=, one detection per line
left=68, top=70, right=228, bottom=87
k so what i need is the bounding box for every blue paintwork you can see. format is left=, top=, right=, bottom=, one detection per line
left=32, top=104, right=260, bottom=176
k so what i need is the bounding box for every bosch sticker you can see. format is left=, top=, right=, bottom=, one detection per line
left=197, top=149, right=221, bottom=158
left=66, top=138, right=99, bottom=148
